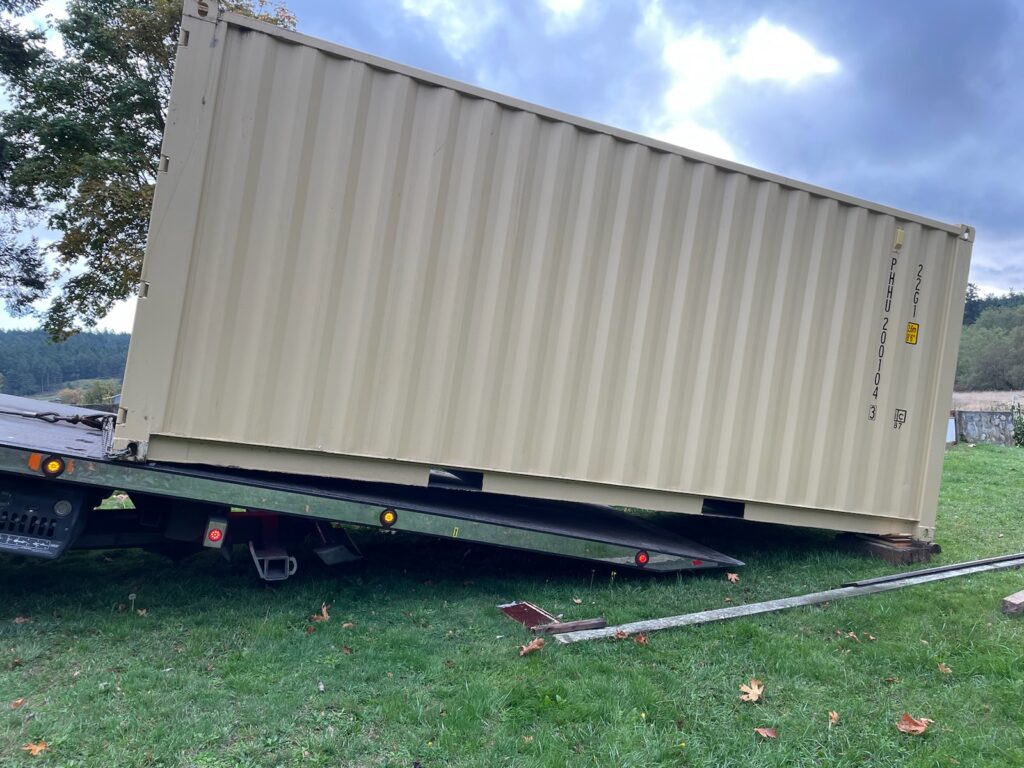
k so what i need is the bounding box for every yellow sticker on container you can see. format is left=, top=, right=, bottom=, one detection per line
left=905, top=322, right=919, bottom=345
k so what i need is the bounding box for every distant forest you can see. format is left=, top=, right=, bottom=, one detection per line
left=0, top=330, right=130, bottom=396
left=956, top=286, right=1024, bottom=391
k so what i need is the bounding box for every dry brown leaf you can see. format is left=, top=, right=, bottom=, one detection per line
left=846, top=631, right=860, bottom=642
left=572, top=597, right=583, bottom=605
left=519, top=637, right=545, bottom=656
left=614, top=630, right=629, bottom=640
left=938, top=663, right=952, bottom=675
left=21, top=741, right=48, bottom=756
left=883, top=676, right=899, bottom=684
left=634, top=633, right=649, bottom=646
left=317, top=681, right=325, bottom=692
left=522, top=735, right=534, bottom=744
left=305, top=625, right=316, bottom=634
left=13, top=616, right=30, bottom=625
left=444, top=659, right=455, bottom=669
left=754, top=727, right=777, bottom=739
left=739, top=679, right=764, bottom=703
left=10, top=698, right=26, bottom=710
left=864, top=633, right=877, bottom=641
left=726, top=573, right=740, bottom=583
left=828, top=710, right=840, bottom=726
left=136, top=609, right=148, bottom=617
left=311, top=603, right=330, bottom=622
left=341, top=621, right=354, bottom=629
left=896, top=713, right=933, bottom=735
left=342, top=646, right=353, bottom=655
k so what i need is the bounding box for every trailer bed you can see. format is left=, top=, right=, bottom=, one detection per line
left=0, top=395, right=740, bottom=574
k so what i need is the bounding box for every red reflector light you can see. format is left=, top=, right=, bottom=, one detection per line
left=635, top=550, right=650, bottom=567
left=207, top=528, right=224, bottom=543
left=691, top=559, right=704, bottom=567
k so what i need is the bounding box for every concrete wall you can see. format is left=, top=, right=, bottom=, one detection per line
left=954, top=410, right=1016, bottom=446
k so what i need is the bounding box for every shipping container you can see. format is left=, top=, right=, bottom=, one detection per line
left=114, top=1, right=974, bottom=543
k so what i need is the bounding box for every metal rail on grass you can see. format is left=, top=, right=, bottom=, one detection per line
left=555, top=553, right=1024, bottom=644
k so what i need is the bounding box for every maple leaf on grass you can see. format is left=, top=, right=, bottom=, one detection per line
left=828, top=711, right=840, bottom=726
left=310, top=603, right=330, bottom=622
left=13, top=616, right=31, bottom=625
left=726, top=573, right=740, bottom=583
left=634, top=633, right=649, bottom=646
left=519, top=637, right=545, bottom=656
left=938, top=663, right=952, bottom=675
left=10, top=698, right=27, bottom=710
left=572, top=597, right=582, bottom=605
left=896, top=713, right=933, bottom=735
left=739, top=679, right=764, bottom=702
left=754, top=727, right=777, bottom=739
left=614, top=630, right=629, bottom=640
left=341, top=621, right=355, bottom=629
left=21, top=741, right=48, bottom=756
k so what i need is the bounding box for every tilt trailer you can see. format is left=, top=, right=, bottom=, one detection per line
left=2, top=1, right=973, bottom=578
left=0, top=395, right=742, bottom=580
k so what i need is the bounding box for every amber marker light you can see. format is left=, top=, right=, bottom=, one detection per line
left=42, top=456, right=66, bottom=478
left=380, top=508, right=398, bottom=528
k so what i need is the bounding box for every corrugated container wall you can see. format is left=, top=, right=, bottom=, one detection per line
left=114, top=3, right=974, bottom=542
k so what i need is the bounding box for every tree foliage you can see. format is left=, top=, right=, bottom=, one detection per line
left=0, top=0, right=296, bottom=339
left=0, top=329, right=130, bottom=394
left=956, top=303, right=1024, bottom=391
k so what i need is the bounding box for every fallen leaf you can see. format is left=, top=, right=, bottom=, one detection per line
left=726, top=573, right=740, bottom=583
left=519, top=637, right=545, bottom=656
left=136, top=608, right=147, bottom=617
left=828, top=710, right=840, bottom=726
left=634, top=633, right=649, bottom=646
left=21, top=741, right=48, bottom=756
left=341, top=621, right=354, bottom=629
left=846, top=631, right=860, bottom=642
left=883, top=676, right=899, bottom=684
left=310, top=603, right=330, bottom=622
left=317, top=681, right=325, bottom=692
left=754, top=727, right=777, bottom=739
left=305, top=626, right=316, bottom=634
left=342, top=646, right=353, bottom=655
left=864, top=633, right=877, bottom=641
left=13, top=616, right=30, bottom=625
left=522, top=735, right=534, bottom=744
left=614, top=630, right=629, bottom=640
left=444, top=659, right=455, bottom=669
left=938, top=663, right=952, bottom=675
left=739, top=679, right=764, bottom=703
left=572, top=597, right=582, bottom=605
left=896, top=713, right=933, bottom=735
left=10, top=698, right=26, bottom=710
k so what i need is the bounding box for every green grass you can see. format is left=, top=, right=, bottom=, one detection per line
left=2, top=446, right=1023, bottom=766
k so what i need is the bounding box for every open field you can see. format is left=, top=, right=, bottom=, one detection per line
left=2, top=446, right=1023, bottom=767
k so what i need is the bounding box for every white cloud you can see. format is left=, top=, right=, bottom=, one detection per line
left=400, top=0, right=502, bottom=60
left=732, top=19, right=839, bottom=84
left=541, top=0, right=584, bottom=19
left=639, top=1, right=840, bottom=161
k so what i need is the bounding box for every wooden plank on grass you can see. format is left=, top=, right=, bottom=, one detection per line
left=1002, top=589, right=1024, bottom=615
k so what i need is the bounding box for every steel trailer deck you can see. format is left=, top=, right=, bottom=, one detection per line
left=0, top=395, right=741, bottom=574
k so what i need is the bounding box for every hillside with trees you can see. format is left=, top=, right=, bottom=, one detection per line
left=956, top=285, right=1024, bottom=391
left=0, top=330, right=129, bottom=396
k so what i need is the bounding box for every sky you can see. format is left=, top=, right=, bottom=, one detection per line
left=2, top=0, right=1022, bottom=332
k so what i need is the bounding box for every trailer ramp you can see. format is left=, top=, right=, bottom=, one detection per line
left=0, top=396, right=740, bottom=572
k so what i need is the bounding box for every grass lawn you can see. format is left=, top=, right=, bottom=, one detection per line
left=2, top=445, right=1023, bottom=766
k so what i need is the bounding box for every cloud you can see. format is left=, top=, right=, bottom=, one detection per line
left=400, top=0, right=502, bottom=60
left=542, top=0, right=585, bottom=15
left=639, top=1, right=840, bottom=161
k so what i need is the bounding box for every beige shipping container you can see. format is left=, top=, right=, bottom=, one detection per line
left=114, top=2, right=975, bottom=543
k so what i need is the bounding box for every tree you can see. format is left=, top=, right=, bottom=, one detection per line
left=0, top=0, right=296, bottom=339
left=0, top=371, right=5, bottom=392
